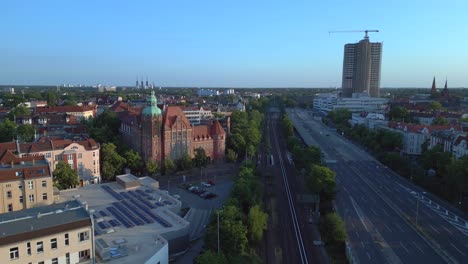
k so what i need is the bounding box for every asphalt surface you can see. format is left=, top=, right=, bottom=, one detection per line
left=287, top=108, right=468, bottom=264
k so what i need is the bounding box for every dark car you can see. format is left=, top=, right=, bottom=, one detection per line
left=208, top=180, right=216, bottom=186
left=204, top=193, right=217, bottom=199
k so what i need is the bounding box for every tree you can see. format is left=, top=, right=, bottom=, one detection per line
left=292, top=145, right=322, bottom=170
left=178, top=152, right=193, bottom=171
left=248, top=205, right=268, bottom=244
left=17, top=124, right=35, bottom=142
left=429, top=101, right=444, bottom=111
left=196, top=250, right=228, bottom=264
left=321, top=213, right=347, bottom=243
left=228, top=133, right=246, bottom=153
left=47, top=92, right=57, bottom=106
left=163, top=157, right=175, bottom=174
left=226, top=149, right=237, bottom=163
left=146, top=160, right=158, bottom=176
left=305, top=165, right=336, bottom=198
left=101, top=143, right=125, bottom=181
left=193, top=147, right=208, bottom=168
left=86, top=110, right=121, bottom=144
left=8, top=106, right=30, bottom=121
left=219, top=205, right=249, bottom=256
left=431, top=116, right=449, bottom=126
left=388, top=106, right=409, bottom=122
left=446, top=156, right=468, bottom=201
left=124, top=149, right=143, bottom=174
left=53, top=161, right=79, bottom=190
left=0, top=119, right=16, bottom=142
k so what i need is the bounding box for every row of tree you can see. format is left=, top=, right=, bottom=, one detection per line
left=227, top=110, right=263, bottom=161
left=199, top=164, right=267, bottom=263
left=282, top=114, right=347, bottom=262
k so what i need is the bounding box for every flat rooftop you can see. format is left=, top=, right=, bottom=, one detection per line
left=0, top=200, right=90, bottom=246
left=60, top=178, right=188, bottom=264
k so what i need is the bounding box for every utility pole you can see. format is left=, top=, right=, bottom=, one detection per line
left=217, top=210, right=220, bottom=255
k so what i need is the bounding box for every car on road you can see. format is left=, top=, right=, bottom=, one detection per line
left=313, top=240, right=324, bottom=247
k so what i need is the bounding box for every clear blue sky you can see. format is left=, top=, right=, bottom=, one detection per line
left=1, top=0, right=467, bottom=88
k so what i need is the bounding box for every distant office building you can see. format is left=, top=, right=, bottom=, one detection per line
left=197, top=89, right=219, bottom=97
left=342, top=36, right=383, bottom=97
left=0, top=200, right=93, bottom=264
left=225, top=89, right=235, bottom=95
left=313, top=92, right=387, bottom=113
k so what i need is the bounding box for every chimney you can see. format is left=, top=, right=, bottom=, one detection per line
left=16, top=139, right=21, bottom=155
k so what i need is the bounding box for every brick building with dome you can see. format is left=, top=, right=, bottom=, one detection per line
left=117, top=91, right=226, bottom=164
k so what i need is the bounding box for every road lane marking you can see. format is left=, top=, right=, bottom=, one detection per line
left=442, top=225, right=453, bottom=235
left=384, top=224, right=392, bottom=232
left=429, top=224, right=440, bottom=234
left=355, top=231, right=360, bottom=238
left=400, top=242, right=409, bottom=254
left=366, top=252, right=371, bottom=259
left=350, top=196, right=369, bottom=232
left=361, top=241, right=365, bottom=248
left=381, top=208, right=389, bottom=216
left=395, top=223, right=405, bottom=233
left=450, top=243, right=466, bottom=256
left=371, top=208, right=378, bottom=216
left=412, top=241, right=424, bottom=254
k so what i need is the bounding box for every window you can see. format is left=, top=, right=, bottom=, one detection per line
left=19, top=195, right=23, bottom=203
left=66, top=253, right=70, bottom=264
left=93, top=151, right=96, bottom=157
left=65, top=233, right=69, bottom=246
left=68, top=155, right=73, bottom=161
left=45, top=152, right=51, bottom=158
left=18, top=182, right=23, bottom=189
left=27, top=242, right=31, bottom=255
left=37, top=241, right=43, bottom=253
left=15, top=171, right=23, bottom=177
left=55, top=155, right=62, bottom=161
left=28, top=181, right=33, bottom=189
left=52, top=257, right=58, bottom=264
left=8, top=204, right=13, bottom=212
left=79, top=249, right=90, bottom=259
left=6, top=183, right=11, bottom=188
left=9, top=247, right=19, bottom=259
left=39, top=261, right=44, bottom=264
left=42, top=193, right=48, bottom=200
left=78, top=231, right=89, bottom=242
left=78, top=153, right=82, bottom=159
left=51, top=238, right=57, bottom=249
left=29, top=194, right=34, bottom=202
left=42, top=180, right=47, bottom=187
left=7, top=190, right=12, bottom=198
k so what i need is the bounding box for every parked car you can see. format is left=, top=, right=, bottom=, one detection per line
left=199, top=191, right=209, bottom=198
left=188, top=186, right=199, bottom=192
left=173, top=194, right=181, bottom=200
left=201, top=182, right=211, bottom=187
left=208, top=180, right=216, bottom=186
left=204, top=193, right=217, bottom=200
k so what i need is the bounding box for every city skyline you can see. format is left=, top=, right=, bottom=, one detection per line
left=1, top=0, right=468, bottom=87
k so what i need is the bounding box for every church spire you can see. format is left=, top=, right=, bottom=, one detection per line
left=431, top=76, right=437, bottom=94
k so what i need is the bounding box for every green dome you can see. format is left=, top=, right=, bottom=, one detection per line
left=142, top=90, right=162, bottom=116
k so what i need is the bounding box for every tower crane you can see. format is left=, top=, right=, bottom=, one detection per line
left=328, top=29, right=379, bottom=39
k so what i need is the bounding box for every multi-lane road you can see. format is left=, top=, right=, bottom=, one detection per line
left=287, top=108, right=468, bottom=264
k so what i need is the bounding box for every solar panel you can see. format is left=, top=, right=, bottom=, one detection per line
left=101, top=185, right=124, bottom=201
left=107, top=206, right=134, bottom=228
left=113, top=202, right=144, bottom=226
left=120, top=200, right=154, bottom=224
left=99, top=210, right=108, bottom=217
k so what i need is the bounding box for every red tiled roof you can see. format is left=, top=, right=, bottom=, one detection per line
left=211, top=121, right=225, bottom=135
left=163, top=106, right=191, bottom=129
left=193, top=125, right=211, bottom=140
left=35, top=105, right=96, bottom=113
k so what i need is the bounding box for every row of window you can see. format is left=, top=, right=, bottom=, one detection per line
left=7, top=180, right=48, bottom=189
left=9, top=232, right=89, bottom=260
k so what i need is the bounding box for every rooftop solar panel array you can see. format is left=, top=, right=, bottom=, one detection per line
left=99, top=185, right=175, bottom=229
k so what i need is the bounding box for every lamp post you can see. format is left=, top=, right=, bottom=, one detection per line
left=217, top=210, right=221, bottom=255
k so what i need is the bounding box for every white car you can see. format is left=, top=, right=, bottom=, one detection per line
left=201, top=182, right=211, bottom=187
left=173, top=195, right=181, bottom=200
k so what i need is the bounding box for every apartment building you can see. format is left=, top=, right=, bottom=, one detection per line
left=0, top=137, right=100, bottom=186
left=0, top=200, right=93, bottom=264
left=34, top=105, right=97, bottom=121
left=182, top=106, right=213, bottom=125
left=0, top=154, right=54, bottom=214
